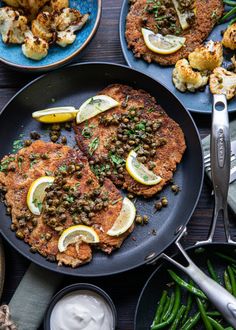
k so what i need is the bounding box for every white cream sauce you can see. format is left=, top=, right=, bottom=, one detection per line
left=50, top=290, right=114, bottom=330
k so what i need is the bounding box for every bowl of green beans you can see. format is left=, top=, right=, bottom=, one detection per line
left=135, top=244, right=236, bottom=330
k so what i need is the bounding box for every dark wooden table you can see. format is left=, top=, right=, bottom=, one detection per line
left=0, top=1, right=235, bottom=329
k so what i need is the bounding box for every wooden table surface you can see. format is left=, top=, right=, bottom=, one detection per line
left=0, top=1, right=235, bottom=329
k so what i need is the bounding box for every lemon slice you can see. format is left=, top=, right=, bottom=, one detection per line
left=32, top=106, right=78, bottom=123
left=58, top=225, right=100, bottom=252
left=27, top=176, right=54, bottom=215
left=76, top=95, right=119, bottom=124
left=107, top=198, right=136, bottom=237
left=126, top=150, right=162, bottom=185
left=142, top=28, right=186, bottom=55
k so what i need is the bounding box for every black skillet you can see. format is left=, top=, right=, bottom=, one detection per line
left=135, top=242, right=236, bottom=329
left=0, top=62, right=203, bottom=277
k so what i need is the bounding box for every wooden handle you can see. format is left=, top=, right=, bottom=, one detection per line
left=0, top=236, right=5, bottom=300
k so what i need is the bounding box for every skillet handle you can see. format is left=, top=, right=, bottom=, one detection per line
left=163, top=236, right=236, bottom=328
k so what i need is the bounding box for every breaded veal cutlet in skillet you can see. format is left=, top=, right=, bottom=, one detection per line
left=0, top=140, right=132, bottom=268
left=74, top=84, right=186, bottom=198
left=125, top=0, right=224, bottom=66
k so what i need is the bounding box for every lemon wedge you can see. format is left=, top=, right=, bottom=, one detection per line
left=32, top=106, right=78, bottom=123
left=126, top=150, right=162, bottom=185
left=58, top=225, right=100, bottom=252
left=142, top=28, right=186, bottom=55
left=27, top=176, right=54, bottom=215
left=107, top=198, right=136, bottom=237
left=76, top=95, right=119, bottom=124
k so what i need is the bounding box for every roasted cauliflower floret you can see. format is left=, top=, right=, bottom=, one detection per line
left=51, top=0, right=69, bottom=11
left=0, top=7, right=28, bottom=44
left=188, top=41, right=223, bottom=71
left=31, top=12, right=55, bottom=43
left=210, top=67, right=236, bottom=100
left=222, top=23, right=236, bottom=50
left=231, top=56, right=236, bottom=73
left=54, top=8, right=89, bottom=31
left=22, top=30, right=48, bottom=60
left=3, top=0, right=49, bottom=20
left=56, top=28, right=76, bottom=47
left=172, top=59, right=208, bottom=92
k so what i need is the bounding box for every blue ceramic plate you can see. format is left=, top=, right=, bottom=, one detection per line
left=119, top=1, right=236, bottom=114
left=0, top=0, right=101, bottom=71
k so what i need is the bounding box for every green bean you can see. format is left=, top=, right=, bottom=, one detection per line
left=196, top=298, right=213, bottom=330
left=160, top=296, right=170, bottom=322
left=152, top=290, right=167, bottom=324
left=206, top=311, right=221, bottom=317
left=220, top=6, right=236, bottom=22
left=224, top=270, right=232, bottom=293
left=207, top=259, right=220, bottom=283
left=151, top=285, right=180, bottom=329
left=215, top=252, right=236, bottom=264
left=167, top=270, right=207, bottom=299
left=227, top=266, right=236, bottom=296
left=162, top=291, right=175, bottom=321
left=223, top=0, right=236, bottom=6
left=229, top=16, right=236, bottom=24
left=181, top=312, right=201, bottom=330
left=207, top=316, right=224, bottom=330
left=225, top=327, right=234, bottom=330
left=181, top=287, right=193, bottom=325
left=170, top=304, right=186, bottom=330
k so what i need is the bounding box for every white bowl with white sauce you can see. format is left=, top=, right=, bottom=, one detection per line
left=44, top=283, right=117, bottom=330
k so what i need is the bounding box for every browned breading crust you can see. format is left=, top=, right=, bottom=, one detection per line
left=0, top=140, right=129, bottom=268
left=125, top=0, right=224, bottom=66
left=74, top=84, right=186, bottom=197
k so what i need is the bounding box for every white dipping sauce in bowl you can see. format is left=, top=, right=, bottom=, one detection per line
left=50, top=290, right=114, bottom=330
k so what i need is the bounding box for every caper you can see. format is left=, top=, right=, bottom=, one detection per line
left=86, top=179, right=93, bottom=185
left=117, top=148, right=124, bottom=155
left=63, top=185, right=70, bottom=192
left=118, top=174, right=124, bottom=180
left=143, top=215, right=149, bottom=224
left=76, top=172, right=82, bottom=179
left=6, top=207, right=11, bottom=215
left=16, top=230, right=24, bottom=239
left=63, top=201, right=70, bottom=208
left=68, top=164, right=76, bottom=173
left=150, top=150, right=156, bottom=156
left=51, top=124, right=61, bottom=131
left=81, top=216, right=91, bottom=226
left=41, top=154, right=49, bottom=160
left=59, top=214, right=67, bottom=222
left=73, top=216, right=81, bottom=224
left=161, top=197, right=168, bottom=207
left=146, top=127, right=152, bottom=133
left=128, top=140, right=135, bottom=146
left=24, top=139, right=32, bottom=147
left=60, top=136, right=67, bottom=144
left=123, top=117, right=129, bottom=123
left=30, top=246, right=37, bottom=253
left=19, top=219, right=26, bottom=227
left=32, top=218, right=38, bottom=226
left=55, top=226, right=63, bottom=232
left=51, top=135, right=59, bottom=142
left=127, top=193, right=134, bottom=199
left=130, top=110, right=136, bottom=116
left=30, top=131, right=40, bottom=140
left=171, top=184, right=180, bottom=194
left=118, top=167, right=124, bottom=173
left=65, top=122, right=72, bottom=131
left=88, top=212, right=95, bottom=218
left=135, top=215, right=143, bottom=224
left=45, top=232, right=52, bottom=240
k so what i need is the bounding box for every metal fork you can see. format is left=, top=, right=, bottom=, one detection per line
left=204, top=152, right=236, bottom=172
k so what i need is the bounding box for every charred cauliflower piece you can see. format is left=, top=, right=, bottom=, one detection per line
left=210, top=67, right=236, bottom=100
left=222, top=23, right=236, bottom=50
left=188, top=41, right=223, bottom=71
left=3, top=0, right=49, bottom=20
left=51, top=0, right=69, bottom=11
left=172, top=59, right=208, bottom=92
left=22, top=30, right=48, bottom=60
left=0, top=7, right=28, bottom=44
left=54, top=8, right=89, bottom=31
left=56, top=28, right=77, bottom=47
left=31, top=12, right=55, bottom=43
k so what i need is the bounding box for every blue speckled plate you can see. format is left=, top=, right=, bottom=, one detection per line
left=0, top=0, right=101, bottom=71
left=119, top=0, right=236, bottom=114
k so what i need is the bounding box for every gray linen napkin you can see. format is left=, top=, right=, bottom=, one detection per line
left=202, top=119, right=236, bottom=214
left=9, top=264, right=63, bottom=330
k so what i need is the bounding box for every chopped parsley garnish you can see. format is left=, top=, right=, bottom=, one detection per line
left=111, top=198, right=123, bottom=205
left=58, top=165, right=67, bottom=172
left=135, top=122, right=146, bottom=131
left=66, top=196, right=74, bottom=203
left=109, top=152, right=125, bottom=166
left=82, top=127, right=93, bottom=139
left=12, top=139, right=24, bottom=153
left=45, top=170, right=53, bottom=176
left=88, top=137, right=99, bottom=155
left=0, top=157, right=15, bottom=172
left=30, top=160, right=38, bottom=168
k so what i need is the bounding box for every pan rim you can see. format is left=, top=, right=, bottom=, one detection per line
left=0, top=62, right=204, bottom=277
